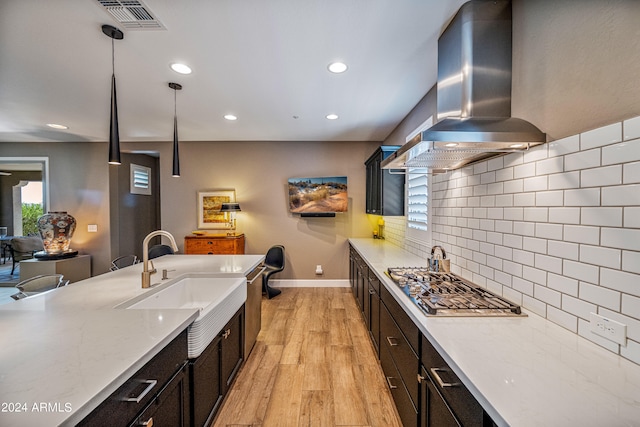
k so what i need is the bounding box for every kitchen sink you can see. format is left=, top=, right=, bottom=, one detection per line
left=116, top=275, right=247, bottom=358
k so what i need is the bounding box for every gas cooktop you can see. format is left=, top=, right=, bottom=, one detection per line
left=387, top=267, right=525, bottom=317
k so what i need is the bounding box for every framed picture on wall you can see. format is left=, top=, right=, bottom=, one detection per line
left=197, top=189, right=236, bottom=229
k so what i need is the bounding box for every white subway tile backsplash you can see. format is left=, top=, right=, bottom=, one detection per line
left=535, top=223, right=563, bottom=240
left=547, top=306, right=578, bottom=332
left=601, top=227, right=640, bottom=251
left=513, top=221, right=535, bottom=236
left=514, top=162, right=536, bottom=179
left=622, top=251, right=640, bottom=275
left=549, top=207, right=580, bottom=224
left=624, top=116, right=640, bottom=140
left=523, top=265, right=547, bottom=285
left=602, top=184, right=640, bottom=206
left=579, top=245, right=621, bottom=269
left=523, top=207, right=549, bottom=222
left=562, top=294, right=596, bottom=320
left=512, top=277, right=534, bottom=296
left=514, top=192, right=535, bottom=206
left=548, top=134, right=580, bottom=156
left=512, top=249, right=535, bottom=266
left=535, top=284, right=562, bottom=307
left=425, top=116, right=640, bottom=366
left=581, top=165, right=622, bottom=187
left=563, top=260, right=599, bottom=284
left=523, top=295, right=547, bottom=317
left=579, top=282, right=621, bottom=311
left=564, top=188, right=601, bottom=206
left=536, top=157, right=564, bottom=176
left=534, top=253, right=563, bottom=274
left=548, top=273, right=579, bottom=296
left=602, top=141, right=640, bottom=166
left=548, top=240, right=579, bottom=261
left=523, top=237, right=547, bottom=254
left=623, top=162, right=640, bottom=184
left=523, top=176, right=548, bottom=192
left=581, top=207, right=622, bottom=227
left=600, top=268, right=640, bottom=298
left=622, top=294, right=640, bottom=320
left=535, top=190, right=564, bottom=206
left=503, top=179, right=524, bottom=193
left=564, top=148, right=601, bottom=171
left=548, top=171, right=580, bottom=190
left=564, top=225, right=600, bottom=245
left=580, top=122, right=622, bottom=150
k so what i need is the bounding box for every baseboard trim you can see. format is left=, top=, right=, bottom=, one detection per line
left=270, top=279, right=350, bottom=288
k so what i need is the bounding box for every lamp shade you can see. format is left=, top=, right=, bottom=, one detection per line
left=220, top=202, right=241, bottom=212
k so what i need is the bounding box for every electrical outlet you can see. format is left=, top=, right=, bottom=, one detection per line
left=315, top=265, right=323, bottom=275
left=590, top=313, right=627, bottom=346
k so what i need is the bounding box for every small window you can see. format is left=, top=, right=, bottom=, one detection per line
left=130, top=164, right=151, bottom=195
left=405, top=117, right=432, bottom=243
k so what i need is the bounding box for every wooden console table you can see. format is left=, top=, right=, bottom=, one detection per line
left=184, top=234, right=245, bottom=255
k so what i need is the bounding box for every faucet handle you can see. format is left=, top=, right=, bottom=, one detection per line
left=149, top=260, right=156, bottom=274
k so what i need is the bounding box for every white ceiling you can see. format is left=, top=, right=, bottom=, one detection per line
left=0, top=0, right=466, bottom=144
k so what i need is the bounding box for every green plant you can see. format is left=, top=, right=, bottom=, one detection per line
left=22, top=203, right=43, bottom=235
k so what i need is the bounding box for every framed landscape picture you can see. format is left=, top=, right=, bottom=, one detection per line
left=197, top=189, right=236, bottom=229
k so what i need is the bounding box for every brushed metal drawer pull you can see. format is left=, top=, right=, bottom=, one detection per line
left=122, top=379, right=157, bottom=403
left=385, top=376, right=398, bottom=390
left=139, top=417, right=154, bottom=426
left=247, top=266, right=267, bottom=284
left=430, top=367, right=459, bottom=388
left=222, top=328, right=231, bottom=339
left=369, top=288, right=376, bottom=294
left=386, top=336, right=399, bottom=347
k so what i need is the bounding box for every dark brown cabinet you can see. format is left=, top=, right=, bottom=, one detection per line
left=189, top=306, right=244, bottom=427
left=367, top=271, right=381, bottom=355
left=79, top=331, right=190, bottom=427
left=365, top=146, right=404, bottom=216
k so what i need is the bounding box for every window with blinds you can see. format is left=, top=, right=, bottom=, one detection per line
left=130, top=164, right=152, bottom=195
left=404, top=117, right=432, bottom=243
left=407, top=168, right=428, bottom=231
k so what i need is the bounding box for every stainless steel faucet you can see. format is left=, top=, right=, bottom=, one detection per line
left=141, top=230, right=179, bottom=288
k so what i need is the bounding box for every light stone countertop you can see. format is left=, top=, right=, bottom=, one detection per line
left=349, top=238, right=640, bottom=427
left=0, top=254, right=264, bottom=427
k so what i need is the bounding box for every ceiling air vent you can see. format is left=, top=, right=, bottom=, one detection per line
left=95, top=0, right=166, bottom=30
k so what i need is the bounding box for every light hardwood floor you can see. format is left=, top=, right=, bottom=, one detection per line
left=212, top=287, right=403, bottom=427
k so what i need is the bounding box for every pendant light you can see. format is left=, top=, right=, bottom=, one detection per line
left=102, top=24, right=124, bottom=165
left=169, top=82, right=182, bottom=177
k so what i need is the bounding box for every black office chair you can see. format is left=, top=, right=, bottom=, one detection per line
left=262, top=245, right=284, bottom=299
left=148, top=244, right=174, bottom=259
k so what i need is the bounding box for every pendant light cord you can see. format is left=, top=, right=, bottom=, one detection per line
left=111, top=36, right=115, bottom=76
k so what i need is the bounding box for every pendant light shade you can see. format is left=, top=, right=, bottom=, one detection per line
left=102, top=24, right=124, bottom=165
left=169, top=82, right=182, bottom=177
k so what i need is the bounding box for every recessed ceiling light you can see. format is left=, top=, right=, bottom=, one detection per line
left=170, top=63, right=192, bottom=75
left=326, top=114, right=339, bottom=120
left=46, top=123, right=68, bottom=129
left=328, top=62, right=348, bottom=73
left=445, top=143, right=458, bottom=147
left=224, top=114, right=237, bottom=121
left=510, top=143, right=524, bottom=148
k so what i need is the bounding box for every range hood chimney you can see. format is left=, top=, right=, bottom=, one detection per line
left=382, top=0, right=546, bottom=171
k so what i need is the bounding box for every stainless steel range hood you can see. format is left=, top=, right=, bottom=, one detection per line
left=382, top=0, right=546, bottom=171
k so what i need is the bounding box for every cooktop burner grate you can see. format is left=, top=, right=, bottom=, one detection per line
left=387, top=267, right=524, bottom=317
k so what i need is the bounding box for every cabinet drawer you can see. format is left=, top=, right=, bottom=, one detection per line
left=79, top=331, right=188, bottom=427
left=381, top=285, right=420, bottom=354
left=380, top=342, right=418, bottom=426
left=421, top=335, right=484, bottom=427
left=381, top=303, right=419, bottom=406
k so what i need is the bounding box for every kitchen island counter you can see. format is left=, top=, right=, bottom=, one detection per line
left=349, top=238, right=640, bottom=427
left=0, top=254, right=264, bottom=427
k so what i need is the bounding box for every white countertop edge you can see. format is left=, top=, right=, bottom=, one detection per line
left=64, top=310, right=199, bottom=426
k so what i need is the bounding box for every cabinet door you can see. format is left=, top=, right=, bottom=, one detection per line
left=368, top=279, right=380, bottom=356
left=190, top=335, right=222, bottom=427
left=380, top=340, right=418, bottom=426
left=365, top=152, right=382, bottom=214
left=420, top=366, right=460, bottom=427
left=221, top=307, right=244, bottom=395
left=130, top=362, right=190, bottom=427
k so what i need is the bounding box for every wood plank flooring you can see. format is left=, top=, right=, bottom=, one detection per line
left=212, top=287, right=402, bottom=427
